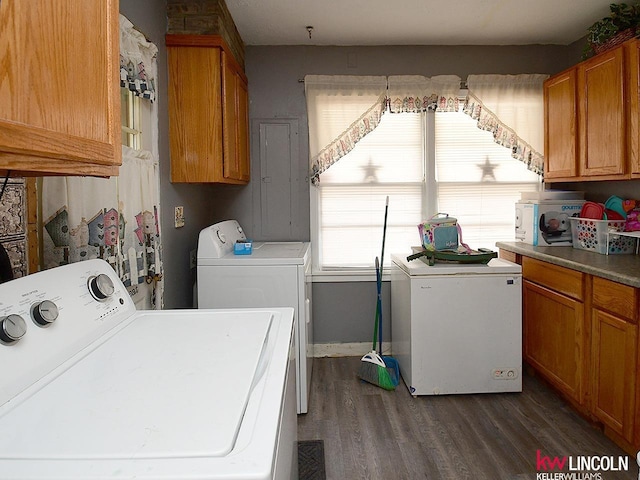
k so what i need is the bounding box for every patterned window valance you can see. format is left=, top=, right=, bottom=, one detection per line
left=305, top=73, right=548, bottom=182
left=387, top=75, right=462, bottom=113
left=120, top=14, right=157, bottom=102
left=305, top=75, right=388, bottom=185
left=463, top=74, right=549, bottom=176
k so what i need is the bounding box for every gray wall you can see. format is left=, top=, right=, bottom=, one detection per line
left=115, top=4, right=633, bottom=344
left=243, top=43, right=593, bottom=344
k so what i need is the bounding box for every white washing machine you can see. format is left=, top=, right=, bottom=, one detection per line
left=197, top=220, right=313, bottom=414
left=0, top=259, right=297, bottom=480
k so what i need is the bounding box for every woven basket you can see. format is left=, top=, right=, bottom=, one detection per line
left=592, top=26, right=638, bottom=55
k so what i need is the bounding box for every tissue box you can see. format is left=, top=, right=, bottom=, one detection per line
left=515, top=200, right=585, bottom=246
left=233, top=240, right=253, bottom=255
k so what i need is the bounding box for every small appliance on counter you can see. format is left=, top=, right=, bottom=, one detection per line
left=515, top=191, right=585, bottom=246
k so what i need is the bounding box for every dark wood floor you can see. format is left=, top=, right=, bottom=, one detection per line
left=298, top=356, right=636, bottom=480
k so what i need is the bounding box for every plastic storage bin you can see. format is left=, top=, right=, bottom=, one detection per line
left=569, top=217, right=636, bottom=254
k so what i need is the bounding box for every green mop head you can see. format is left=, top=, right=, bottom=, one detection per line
left=358, top=351, right=396, bottom=391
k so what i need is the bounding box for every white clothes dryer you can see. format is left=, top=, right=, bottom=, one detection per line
left=197, top=220, right=313, bottom=414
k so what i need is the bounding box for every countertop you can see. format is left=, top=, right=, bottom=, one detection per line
left=496, top=241, right=640, bottom=288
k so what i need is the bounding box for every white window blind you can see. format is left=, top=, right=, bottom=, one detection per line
left=313, top=109, right=541, bottom=271
left=317, top=113, right=424, bottom=269
left=435, top=110, right=540, bottom=249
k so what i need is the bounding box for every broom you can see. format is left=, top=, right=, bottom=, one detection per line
left=358, top=257, right=396, bottom=390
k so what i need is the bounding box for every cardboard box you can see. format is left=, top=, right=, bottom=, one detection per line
left=515, top=200, right=585, bottom=246
left=233, top=240, right=253, bottom=255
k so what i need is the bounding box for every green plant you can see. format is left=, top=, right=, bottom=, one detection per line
left=582, top=2, right=640, bottom=58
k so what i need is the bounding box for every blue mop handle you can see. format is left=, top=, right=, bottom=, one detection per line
left=379, top=196, right=388, bottom=354
left=372, top=257, right=380, bottom=352
left=377, top=260, right=382, bottom=355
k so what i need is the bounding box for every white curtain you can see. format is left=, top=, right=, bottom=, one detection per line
left=387, top=75, right=462, bottom=113
left=40, top=15, right=163, bottom=309
left=463, top=74, right=549, bottom=176
left=120, top=15, right=157, bottom=102
left=305, top=75, right=387, bottom=185
left=41, top=147, right=163, bottom=309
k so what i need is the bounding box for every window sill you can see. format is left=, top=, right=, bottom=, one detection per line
left=311, top=270, right=391, bottom=283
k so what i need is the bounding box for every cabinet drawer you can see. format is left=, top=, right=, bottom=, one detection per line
left=592, top=276, right=637, bottom=322
left=522, top=257, right=584, bottom=301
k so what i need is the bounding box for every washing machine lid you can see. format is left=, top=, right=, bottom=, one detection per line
left=0, top=310, right=273, bottom=460
left=199, top=241, right=311, bottom=266
left=391, top=251, right=522, bottom=276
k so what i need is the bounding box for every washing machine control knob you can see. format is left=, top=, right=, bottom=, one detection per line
left=32, top=300, right=59, bottom=327
left=88, top=274, right=115, bottom=301
left=0, top=314, right=27, bottom=344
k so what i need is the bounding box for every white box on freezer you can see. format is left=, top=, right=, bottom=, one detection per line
left=515, top=200, right=585, bottom=246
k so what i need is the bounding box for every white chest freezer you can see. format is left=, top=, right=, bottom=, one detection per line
left=391, top=252, right=522, bottom=396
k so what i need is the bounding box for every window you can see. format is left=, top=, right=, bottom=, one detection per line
left=120, top=88, right=153, bottom=151
left=121, top=88, right=141, bottom=149
left=311, top=108, right=540, bottom=272
left=434, top=110, right=540, bottom=249
left=313, top=113, right=424, bottom=270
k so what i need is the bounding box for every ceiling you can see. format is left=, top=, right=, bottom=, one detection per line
left=226, top=0, right=614, bottom=47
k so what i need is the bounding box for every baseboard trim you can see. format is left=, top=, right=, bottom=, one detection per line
left=313, top=342, right=391, bottom=358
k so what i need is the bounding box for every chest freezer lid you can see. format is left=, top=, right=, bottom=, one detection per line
left=199, top=241, right=311, bottom=266
left=391, top=252, right=522, bottom=276
left=0, top=310, right=274, bottom=460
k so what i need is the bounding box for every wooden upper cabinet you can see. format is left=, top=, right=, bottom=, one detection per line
left=628, top=39, right=640, bottom=176
left=0, top=0, right=121, bottom=177
left=578, top=47, right=626, bottom=178
left=222, top=51, right=250, bottom=183
left=544, top=39, right=640, bottom=182
left=167, top=45, right=224, bottom=183
left=166, top=35, right=250, bottom=184
left=544, top=69, right=578, bottom=179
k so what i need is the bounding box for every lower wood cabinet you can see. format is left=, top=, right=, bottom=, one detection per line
left=591, top=308, right=637, bottom=442
left=517, top=253, right=640, bottom=454
left=523, top=279, right=585, bottom=403
left=590, top=276, right=638, bottom=443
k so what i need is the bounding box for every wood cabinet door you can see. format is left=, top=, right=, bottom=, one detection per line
left=221, top=51, right=250, bottom=183
left=628, top=39, right=640, bottom=176
left=544, top=69, right=578, bottom=179
left=168, top=46, right=223, bottom=183
left=237, top=76, right=250, bottom=182
left=578, top=47, right=626, bottom=177
left=523, top=280, right=585, bottom=402
left=591, top=309, right=637, bottom=442
left=0, top=0, right=121, bottom=177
